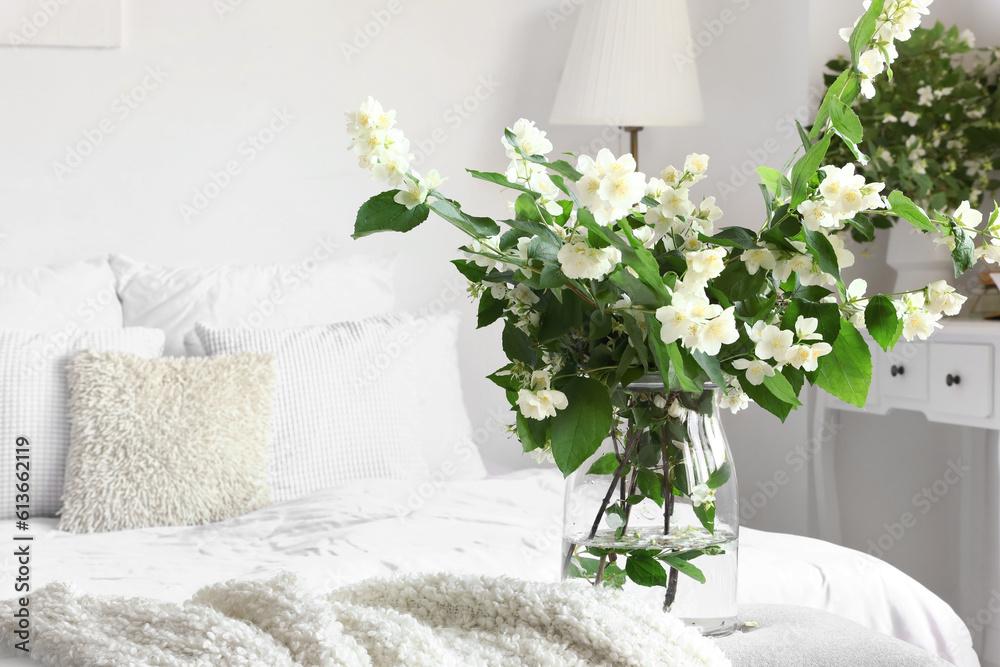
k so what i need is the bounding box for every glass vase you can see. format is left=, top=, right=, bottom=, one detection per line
left=562, top=378, right=739, bottom=637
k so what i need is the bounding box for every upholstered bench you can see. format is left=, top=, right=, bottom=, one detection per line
left=714, top=605, right=954, bottom=666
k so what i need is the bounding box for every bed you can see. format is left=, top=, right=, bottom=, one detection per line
left=0, top=256, right=980, bottom=666
left=0, top=469, right=977, bottom=666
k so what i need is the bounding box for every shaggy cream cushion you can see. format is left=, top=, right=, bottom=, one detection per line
left=59, top=351, right=276, bottom=533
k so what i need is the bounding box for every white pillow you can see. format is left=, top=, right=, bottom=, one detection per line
left=196, top=317, right=432, bottom=501
left=0, top=258, right=122, bottom=332
left=396, top=312, right=487, bottom=481
left=0, top=328, right=166, bottom=518
left=110, top=254, right=396, bottom=356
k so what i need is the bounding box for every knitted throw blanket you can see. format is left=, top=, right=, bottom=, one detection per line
left=0, top=573, right=732, bottom=666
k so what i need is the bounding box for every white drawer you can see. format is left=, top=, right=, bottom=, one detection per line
left=878, top=343, right=928, bottom=401
left=928, top=343, right=994, bottom=418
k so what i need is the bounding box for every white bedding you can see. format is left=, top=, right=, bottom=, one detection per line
left=0, top=469, right=978, bottom=666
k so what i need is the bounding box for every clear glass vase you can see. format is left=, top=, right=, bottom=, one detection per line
left=562, top=379, right=739, bottom=637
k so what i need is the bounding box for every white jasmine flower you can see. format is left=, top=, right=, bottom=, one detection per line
left=808, top=343, right=833, bottom=370
left=901, top=111, right=921, bottom=127
left=697, top=308, right=740, bottom=356
left=755, top=325, right=794, bottom=362
left=961, top=28, right=976, bottom=47
left=684, top=153, right=710, bottom=180
left=917, top=85, right=935, bottom=107
left=719, top=382, right=750, bottom=414
left=685, top=248, right=727, bottom=285
left=798, top=200, right=836, bottom=231
left=745, top=321, right=768, bottom=343
left=597, top=153, right=646, bottom=210
left=954, top=201, right=984, bottom=228
left=557, top=242, right=620, bottom=281
left=926, top=280, right=967, bottom=317
left=370, top=151, right=410, bottom=187
left=795, top=316, right=823, bottom=341
left=502, top=118, right=553, bottom=158
left=691, top=483, right=716, bottom=508
left=668, top=399, right=686, bottom=419
left=901, top=310, right=941, bottom=342
left=465, top=237, right=508, bottom=272
left=658, top=186, right=696, bottom=219
left=828, top=233, right=856, bottom=269
left=785, top=345, right=813, bottom=370
left=527, top=447, right=555, bottom=465
left=661, top=165, right=683, bottom=186
left=511, top=283, right=540, bottom=306
left=393, top=174, right=429, bottom=210
left=741, top=247, right=777, bottom=275
left=489, top=283, right=508, bottom=300
left=517, top=387, right=569, bottom=420
left=732, top=358, right=775, bottom=386
left=422, top=169, right=447, bottom=189
left=653, top=395, right=667, bottom=409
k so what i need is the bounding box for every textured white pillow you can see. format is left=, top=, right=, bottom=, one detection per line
left=110, top=254, right=396, bottom=356
left=60, top=351, right=276, bottom=533
left=196, top=318, right=433, bottom=501
left=0, top=328, right=166, bottom=518
left=0, top=258, right=122, bottom=332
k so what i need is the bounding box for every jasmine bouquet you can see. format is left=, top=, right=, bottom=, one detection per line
left=346, top=0, right=990, bottom=609
left=824, top=21, right=1000, bottom=242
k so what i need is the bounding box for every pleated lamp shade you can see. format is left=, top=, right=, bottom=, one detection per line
left=550, top=0, right=704, bottom=127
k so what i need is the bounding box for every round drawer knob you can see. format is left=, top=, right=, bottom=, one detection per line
left=946, top=374, right=961, bottom=387
left=890, top=365, right=905, bottom=377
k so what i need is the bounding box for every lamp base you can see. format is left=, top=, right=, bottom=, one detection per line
left=623, top=126, right=644, bottom=167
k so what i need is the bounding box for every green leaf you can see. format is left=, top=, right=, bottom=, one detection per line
left=625, top=554, right=667, bottom=588
left=791, top=285, right=833, bottom=303
left=451, top=259, right=487, bottom=282
left=353, top=191, right=431, bottom=239
left=829, top=98, right=864, bottom=145
left=546, top=159, right=584, bottom=183
left=693, top=501, right=717, bottom=535
left=477, top=291, right=505, bottom=329
left=467, top=170, right=540, bottom=198
left=804, top=228, right=842, bottom=286
left=516, top=412, right=548, bottom=452
left=849, top=0, right=886, bottom=66
left=514, top=193, right=544, bottom=223
left=691, top=350, right=727, bottom=389
left=539, top=264, right=569, bottom=289
left=538, top=291, right=584, bottom=342
left=659, top=554, right=706, bottom=584
left=781, top=299, right=841, bottom=344
left=790, top=134, right=833, bottom=209
left=701, top=226, right=759, bottom=250
left=763, top=372, right=803, bottom=407
left=666, top=343, right=698, bottom=393
left=848, top=215, right=875, bottom=242
left=707, top=461, right=731, bottom=489
left=815, top=319, right=872, bottom=408
left=865, top=295, right=899, bottom=351
left=812, top=71, right=861, bottom=138
left=636, top=469, right=664, bottom=507
left=550, top=378, right=614, bottom=477
left=741, top=379, right=794, bottom=422
left=758, top=166, right=782, bottom=195
left=951, top=224, right=975, bottom=278
left=429, top=198, right=501, bottom=237
left=502, top=321, right=535, bottom=365
left=587, top=452, right=619, bottom=476
left=887, top=191, right=936, bottom=233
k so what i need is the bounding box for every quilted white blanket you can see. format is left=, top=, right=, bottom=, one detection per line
left=0, top=572, right=731, bottom=667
